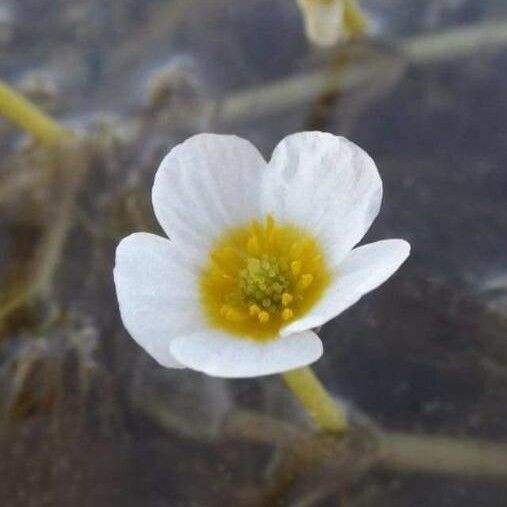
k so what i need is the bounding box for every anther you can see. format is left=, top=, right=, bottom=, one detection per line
left=266, top=215, right=276, bottom=246
left=297, top=273, right=314, bottom=290
left=258, top=311, right=270, bottom=323
left=220, top=305, right=245, bottom=322
left=281, top=292, right=293, bottom=306
left=290, top=260, right=302, bottom=276
left=211, top=248, right=237, bottom=271
left=281, top=308, right=294, bottom=321
left=220, top=305, right=243, bottom=322
left=249, top=304, right=260, bottom=316
left=211, top=269, right=233, bottom=282
left=203, top=215, right=329, bottom=338
left=250, top=220, right=263, bottom=237
left=247, top=236, right=260, bottom=256
left=229, top=310, right=244, bottom=322
left=289, top=242, right=304, bottom=258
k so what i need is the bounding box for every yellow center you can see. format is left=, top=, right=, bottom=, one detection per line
left=199, top=215, right=331, bottom=341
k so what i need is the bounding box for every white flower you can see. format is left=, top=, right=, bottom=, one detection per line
left=298, top=0, right=346, bottom=47
left=114, top=132, right=410, bottom=378
left=297, top=0, right=368, bottom=47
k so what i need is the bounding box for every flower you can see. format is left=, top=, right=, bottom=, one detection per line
left=114, top=132, right=410, bottom=378
left=297, top=0, right=367, bottom=47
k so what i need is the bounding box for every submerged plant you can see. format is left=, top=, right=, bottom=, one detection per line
left=114, top=132, right=410, bottom=433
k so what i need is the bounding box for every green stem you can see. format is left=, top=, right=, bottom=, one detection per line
left=282, top=366, right=348, bottom=434
left=0, top=79, right=71, bottom=147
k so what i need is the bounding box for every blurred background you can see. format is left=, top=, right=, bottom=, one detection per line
left=1, top=0, right=507, bottom=505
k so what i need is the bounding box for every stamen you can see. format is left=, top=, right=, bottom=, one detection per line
left=258, top=311, right=270, bottom=323
left=220, top=305, right=245, bottom=322
left=289, top=242, right=304, bottom=259
left=297, top=273, right=314, bottom=290
left=250, top=220, right=263, bottom=238
left=247, top=235, right=260, bottom=256
left=266, top=214, right=275, bottom=232
left=200, top=215, right=331, bottom=340
left=291, top=260, right=302, bottom=276
left=281, top=308, right=294, bottom=321
left=211, top=269, right=234, bottom=282
left=249, top=304, right=260, bottom=316
left=281, top=292, right=293, bottom=306
left=211, top=247, right=238, bottom=272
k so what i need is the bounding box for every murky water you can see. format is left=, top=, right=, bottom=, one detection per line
left=1, top=0, right=507, bottom=505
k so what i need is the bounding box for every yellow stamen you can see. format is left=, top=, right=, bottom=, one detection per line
left=281, top=308, right=294, bottom=321
left=281, top=292, right=294, bottom=307
left=290, top=260, right=302, bottom=276
left=220, top=305, right=246, bottom=322
left=200, top=215, right=331, bottom=341
left=246, top=235, right=261, bottom=256
left=212, top=246, right=237, bottom=263
left=258, top=311, right=270, bottom=324
left=211, top=268, right=233, bottom=282
left=297, top=273, right=314, bottom=290
left=266, top=214, right=275, bottom=232
left=249, top=304, right=261, bottom=316
left=289, top=242, right=304, bottom=259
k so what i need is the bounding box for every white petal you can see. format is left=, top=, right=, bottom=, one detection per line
left=152, top=133, right=267, bottom=264
left=281, top=239, right=410, bottom=336
left=169, top=329, right=323, bottom=378
left=262, top=132, right=382, bottom=265
left=114, top=232, right=207, bottom=368
left=298, top=0, right=346, bottom=47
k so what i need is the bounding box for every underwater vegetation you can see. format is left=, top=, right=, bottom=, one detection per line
left=1, top=0, right=507, bottom=505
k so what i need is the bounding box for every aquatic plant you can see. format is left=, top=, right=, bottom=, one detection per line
left=2, top=3, right=507, bottom=502
left=113, top=132, right=410, bottom=433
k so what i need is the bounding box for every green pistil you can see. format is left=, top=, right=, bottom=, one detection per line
left=239, top=255, right=290, bottom=308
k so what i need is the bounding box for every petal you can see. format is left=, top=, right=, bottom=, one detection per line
left=169, top=330, right=323, bottom=378
left=114, top=232, right=207, bottom=368
left=152, top=133, right=267, bottom=264
left=262, top=132, right=382, bottom=265
left=298, top=0, right=345, bottom=47
left=281, top=239, right=410, bottom=336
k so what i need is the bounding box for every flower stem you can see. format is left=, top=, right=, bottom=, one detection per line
left=0, top=79, right=71, bottom=147
left=281, top=366, right=348, bottom=434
